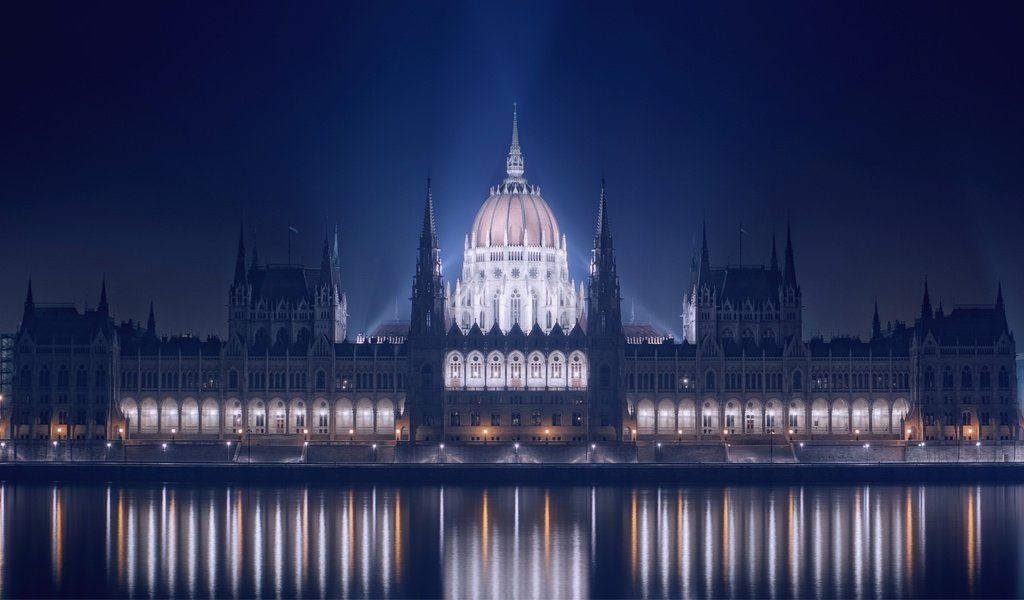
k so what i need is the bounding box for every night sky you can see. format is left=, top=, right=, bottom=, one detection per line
left=2, top=2, right=1022, bottom=341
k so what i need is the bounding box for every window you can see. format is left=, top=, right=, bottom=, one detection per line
left=998, top=367, right=1010, bottom=389
left=470, top=355, right=482, bottom=379
left=961, top=412, right=972, bottom=426
left=961, top=367, right=973, bottom=389
left=705, top=370, right=716, bottom=391
left=511, top=412, right=521, bottom=426
left=471, top=413, right=481, bottom=426
left=551, top=413, right=562, bottom=426
left=489, top=356, right=502, bottom=379
left=532, top=411, right=542, bottom=426
left=511, top=290, right=521, bottom=325
left=450, top=412, right=460, bottom=426
left=316, top=370, right=326, bottom=391
left=572, top=412, right=583, bottom=427
left=942, top=367, right=954, bottom=390
left=530, top=355, right=543, bottom=378
left=39, top=367, right=50, bottom=388
left=924, top=367, right=936, bottom=390
left=980, top=367, right=991, bottom=389
left=57, top=366, right=69, bottom=388
left=76, top=366, right=88, bottom=388
left=792, top=371, right=802, bottom=391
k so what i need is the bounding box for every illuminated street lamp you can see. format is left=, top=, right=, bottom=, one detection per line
left=514, top=441, right=520, bottom=463
left=171, top=427, right=176, bottom=443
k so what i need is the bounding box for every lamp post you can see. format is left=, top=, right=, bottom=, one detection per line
left=483, top=428, right=489, bottom=445
left=226, top=440, right=233, bottom=462
left=589, top=442, right=596, bottom=463
left=439, top=443, right=445, bottom=464
left=656, top=442, right=662, bottom=462
left=56, top=426, right=64, bottom=462
left=544, top=429, right=550, bottom=445
left=514, top=442, right=519, bottom=464
left=372, top=443, right=377, bottom=462
left=119, top=427, right=126, bottom=462
left=171, top=427, right=176, bottom=444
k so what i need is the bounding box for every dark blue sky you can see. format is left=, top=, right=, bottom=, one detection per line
left=2, top=1, right=1022, bottom=340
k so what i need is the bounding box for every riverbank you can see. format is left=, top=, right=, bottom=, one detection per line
left=3, top=461, right=1024, bottom=485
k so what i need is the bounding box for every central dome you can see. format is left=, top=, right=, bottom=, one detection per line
left=470, top=189, right=560, bottom=248
left=468, top=104, right=560, bottom=249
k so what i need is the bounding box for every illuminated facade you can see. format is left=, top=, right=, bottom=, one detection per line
left=6, top=111, right=1020, bottom=449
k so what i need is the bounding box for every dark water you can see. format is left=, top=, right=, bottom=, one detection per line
left=0, top=482, right=1020, bottom=598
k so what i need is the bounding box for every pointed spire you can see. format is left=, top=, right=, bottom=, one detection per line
left=421, top=176, right=437, bottom=247
left=871, top=299, right=881, bottom=339
left=783, top=221, right=797, bottom=287
left=147, top=300, right=156, bottom=335
left=595, top=178, right=612, bottom=245
left=318, top=234, right=334, bottom=289
left=233, top=223, right=247, bottom=285
left=996, top=281, right=1005, bottom=310
left=697, top=221, right=712, bottom=286
left=98, top=280, right=109, bottom=316
left=770, top=230, right=779, bottom=272
left=921, top=279, right=933, bottom=322
left=332, top=224, right=340, bottom=265
left=23, top=279, right=34, bottom=318
left=505, top=103, right=525, bottom=182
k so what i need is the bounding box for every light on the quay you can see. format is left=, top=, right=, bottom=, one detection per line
left=226, top=441, right=232, bottom=446
left=799, top=442, right=804, bottom=447
left=162, top=443, right=167, bottom=450
left=514, top=443, right=519, bottom=449
left=863, top=443, right=870, bottom=449
left=976, top=441, right=981, bottom=447
left=106, top=443, right=111, bottom=448
left=591, top=443, right=596, bottom=450
left=440, top=443, right=445, bottom=450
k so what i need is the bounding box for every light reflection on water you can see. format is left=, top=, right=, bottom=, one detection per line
left=0, top=482, right=1020, bottom=598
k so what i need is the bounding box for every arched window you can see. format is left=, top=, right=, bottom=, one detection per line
left=942, top=367, right=954, bottom=390
left=19, top=366, right=31, bottom=388
left=705, top=370, right=716, bottom=391
left=492, top=293, right=500, bottom=325
left=315, top=370, right=326, bottom=391
left=510, top=290, right=521, bottom=325
left=75, top=366, right=88, bottom=387
left=39, top=366, right=50, bottom=388
left=531, top=294, right=538, bottom=327
left=57, top=366, right=69, bottom=388
left=998, top=367, right=1010, bottom=389
left=979, top=367, right=991, bottom=388
left=924, top=367, right=935, bottom=389
left=961, top=367, right=973, bottom=389
left=792, top=370, right=803, bottom=391
left=489, top=355, right=503, bottom=379
left=450, top=411, right=460, bottom=427
left=228, top=369, right=238, bottom=391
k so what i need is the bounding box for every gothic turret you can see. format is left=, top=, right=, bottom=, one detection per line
left=98, top=281, right=109, bottom=317
left=586, top=180, right=624, bottom=442
left=233, top=224, right=247, bottom=286
left=587, top=180, right=621, bottom=335
left=770, top=231, right=779, bottom=272
left=871, top=300, right=881, bottom=340
left=146, top=301, right=156, bottom=337
left=22, top=279, right=34, bottom=323
left=783, top=222, right=798, bottom=289
left=410, top=178, right=446, bottom=337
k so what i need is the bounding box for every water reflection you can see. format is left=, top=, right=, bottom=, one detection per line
left=0, top=482, right=1021, bottom=597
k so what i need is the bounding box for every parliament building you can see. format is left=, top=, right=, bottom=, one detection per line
left=8, top=111, right=1019, bottom=449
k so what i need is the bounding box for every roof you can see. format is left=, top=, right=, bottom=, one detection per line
left=925, top=306, right=1009, bottom=345
left=21, top=305, right=112, bottom=344
left=711, top=266, right=783, bottom=305
left=248, top=265, right=319, bottom=306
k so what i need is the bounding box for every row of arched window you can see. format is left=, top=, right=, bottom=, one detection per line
left=445, top=351, right=587, bottom=390
left=923, top=365, right=1011, bottom=390
left=20, top=365, right=107, bottom=389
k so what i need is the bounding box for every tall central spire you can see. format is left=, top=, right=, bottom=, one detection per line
left=505, top=103, right=525, bottom=183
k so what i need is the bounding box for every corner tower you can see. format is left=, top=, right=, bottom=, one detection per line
left=586, top=181, right=625, bottom=442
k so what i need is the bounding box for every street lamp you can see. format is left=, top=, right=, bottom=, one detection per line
left=855, top=428, right=860, bottom=441
left=171, top=427, right=176, bottom=444
left=590, top=442, right=596, bottom=463
left=514, top=442, right=520, bottom=463
left=226, top=440, right=232, bottom=461
left=656, top=441, right=662, bottom=462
